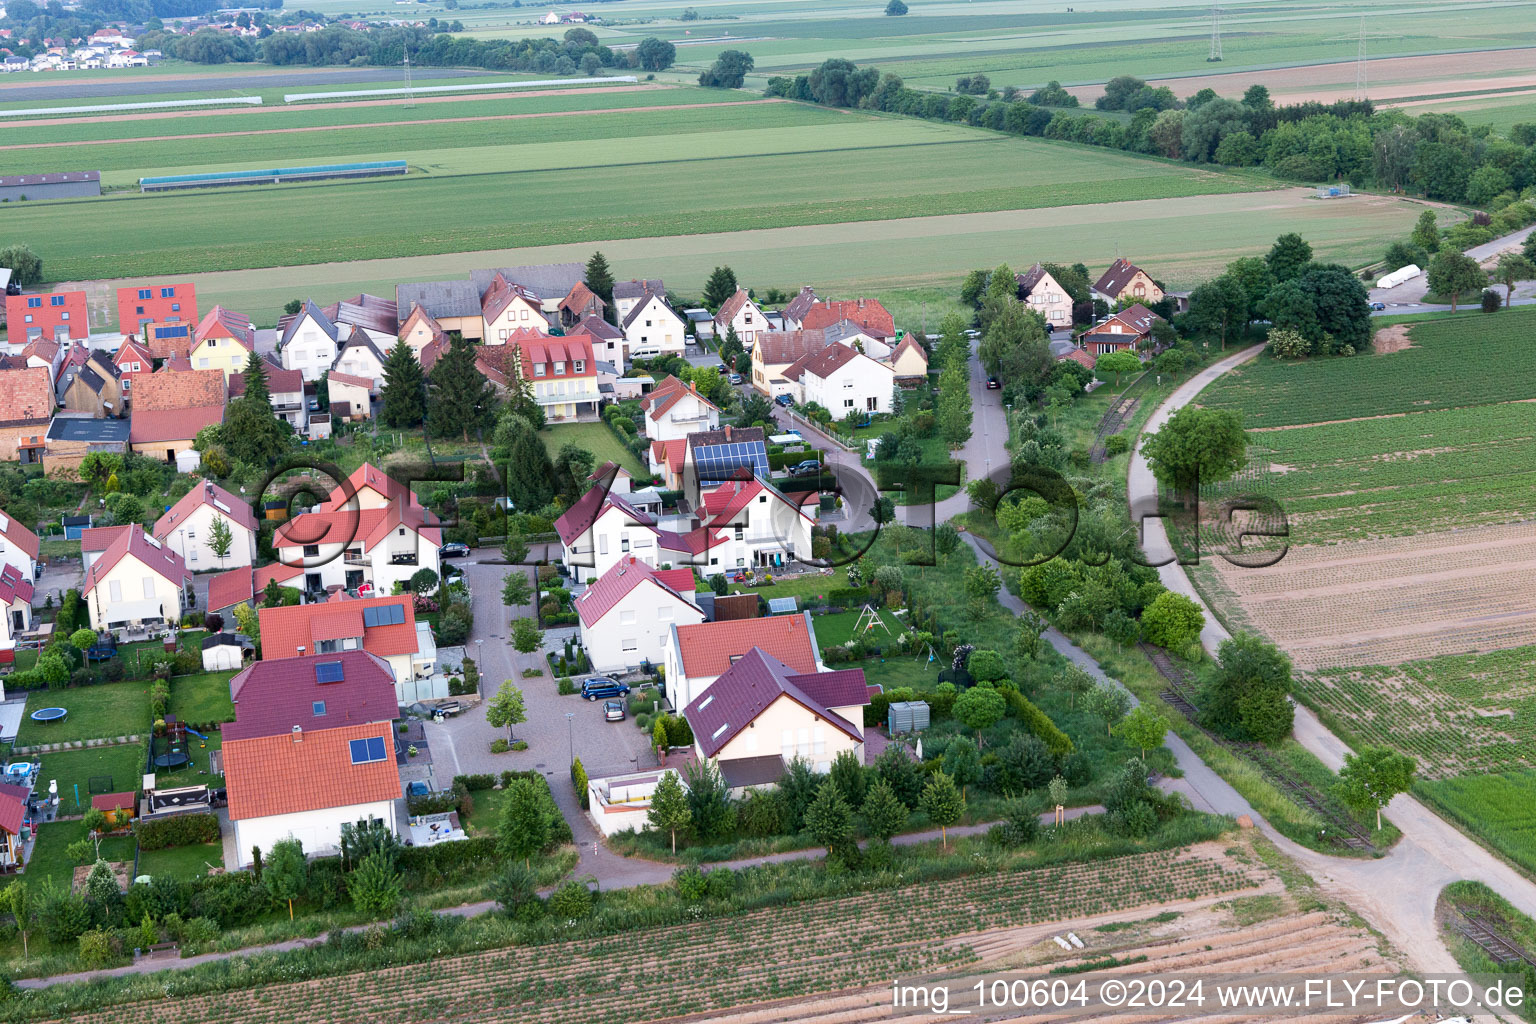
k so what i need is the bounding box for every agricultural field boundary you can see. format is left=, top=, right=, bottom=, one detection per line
left=283, top=75, right=638, bottom=103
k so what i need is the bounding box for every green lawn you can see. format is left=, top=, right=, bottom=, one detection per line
left=27, top=818, right=135, bottom=891
left=17, top=683, right=154, bottom=747
left=168, top=672, right=237, bottom=726
left=37, top=743, right=146, bottom=816
left=812, top=607, right=906, bottom=649
left=137, top=842, right=224, bottom=880
left=539, top=422, right=647, bottom=477
left=726, top=572, right=840, bottom=601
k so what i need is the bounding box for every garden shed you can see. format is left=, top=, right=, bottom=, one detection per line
left=887, top=700, right=930, bottom=735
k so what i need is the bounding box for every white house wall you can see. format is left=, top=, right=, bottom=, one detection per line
left=233, top=799, right=397, bottom=867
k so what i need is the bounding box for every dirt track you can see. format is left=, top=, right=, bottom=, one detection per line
left=1065, top=47, right=1536, bottom=105
left=0, top=99, right=773, bottom=150
left=5, top=83, right=666, bottom=127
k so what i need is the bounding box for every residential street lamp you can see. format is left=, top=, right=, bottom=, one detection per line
left=565, top=711, right=575, bottom=769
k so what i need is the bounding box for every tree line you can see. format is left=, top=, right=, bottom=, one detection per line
left=770, top=61, right=1536, bottom=209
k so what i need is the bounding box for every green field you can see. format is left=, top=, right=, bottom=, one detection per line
left=1199, top=308, right=1536, bottom=545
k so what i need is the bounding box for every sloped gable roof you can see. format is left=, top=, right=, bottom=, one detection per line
left=224, top=649, right=397, bottom=740
left=800, top=298, right=894, bottom=335
left=620, top=291, right=682, bottom=331
left=754, top=329, right=827, bottom=367
left=279, top=300, right=339, bottom=347
left=673, top=613, right=818, bottom=680
left=573, top=555, right=701, bottom=627
left=554, top=486, right=655, bottom=545
left=0, top=510, right=40, bottom=562
left=259, top=593, right=419, bottom=659
left=194, top=305, right=255, bottom=351
left=224, top=720, right=402, bottom=821
left=782, top=286, right=817, bottom=324
left=683, top=647, right=865, bottom=757
left=1093, top=258, right=1152, bottom=298
left=613, top=278, right=665, bottom=302
left=576, top=312, right=621, bottom=341
left=713, top=287, right=753, bottom=326
left=152, top=477, right=259, bottom=538
left=84, top=527, right=188, bottom=596
left=0, top=367, right=54, bottom=426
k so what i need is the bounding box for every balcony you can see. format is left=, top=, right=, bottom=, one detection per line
left=388, top=552, right=419, bottom=566
left=343, top=553, right=368, bottom=566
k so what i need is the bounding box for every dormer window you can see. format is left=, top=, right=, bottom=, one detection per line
left=574, top=360, right=584, bottom=373
left=534, top=363, right=546, bottom=377
left=554, top=361, right=565, bottom=374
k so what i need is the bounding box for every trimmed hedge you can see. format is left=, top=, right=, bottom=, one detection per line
left=1004, top=690, right=1075, bottom=756
left=453, top=774, right=497, bottom=792
left=134, top=812, right=221, bottom=851
left=827, top=586, right=871, bottom=605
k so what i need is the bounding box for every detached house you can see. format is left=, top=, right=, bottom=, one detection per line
left=576, top=314, right=625, bottom=366
left=503, top=330, right=599, bottom=422
left=713, top=288, right=766, bottom=346
left=151, top=478, right=259, bottom=571
left=278, top=301, right=341, bottom=382
left=82, top=528, right=193, bottom=631
left=663, top=614, right=821, bottom=718
left=556, top=486, right=665, bottom=583
left=621, top=291, right=687, bottom=361
left=259, top=592, right=440, bottom=702
left=612, top=279, right=666, bottom=323
left=558, top=281, right=605, bottom=328
left=271, top=463, right=442, bottom=598
left=574, top=557, right=704, bottom=674
left=481, top=272, right=547, bottom=341
left=786, top=341, right=894, bottom=416
left=223, top=650, right=402, bottom=865
left=1092, top=259, right=1164, bottom=307
left=684, top=648, right=870, bottom=786
left=1016, top=264, right=1074, bottom=329
left=888, top=333, right=930, bottom=383
left=191, top=306, right=255, bottom=377
left=332, top=328, right=387, bottom=388
left=780, top=286, right=817, bottom=331
left=751, top=329, right=826, bottom=399
left=128, top=368, right=226, bottom=462
left=696, top=475, right=815, bottom=570
left=1079, top=303, right=1164, bottom=356
left=639, top=375, right=719, bottom=442
left=0, top=366, right=55, bottom=464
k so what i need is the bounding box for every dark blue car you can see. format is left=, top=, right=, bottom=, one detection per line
left=581, top=677, right=631, bottom=701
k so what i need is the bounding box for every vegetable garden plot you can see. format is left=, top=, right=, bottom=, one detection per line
left=47, top=848, right=1263, bottom=1024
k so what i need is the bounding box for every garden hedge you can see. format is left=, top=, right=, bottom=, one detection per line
left=134, top=812, right=221, bottom=851
left=1004, top=690, right=1075, bottom=756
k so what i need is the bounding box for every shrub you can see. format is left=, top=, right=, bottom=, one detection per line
left=1103, top=434, right=1129, bottom=455
left=988, top=804, right=1041, bottom=846
left=511, top=740, right=528, bottom=751
left=490, top=739, right=510, bottom=754
left=548, top=881, right=593, bottom=919
left=1140, top=591, right=1205, bottom=651
left=77, top=929, right=116, bottom=968
left=557, top=677, right=577, bottom=695
left=452, top=774, right=497, bottom=792
left=571, top=757, right=589, bottom=810
left=1483, top=288, right=1503, bottom=313
left=1002, top=689, right=1075, bottom=756
left=673, top=867, right=708, bottom=900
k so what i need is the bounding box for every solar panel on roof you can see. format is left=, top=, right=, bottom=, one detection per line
left=315, top=661, right=344, bottom=684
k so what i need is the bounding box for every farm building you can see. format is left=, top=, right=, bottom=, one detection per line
left=43, top=414, right=129, bottom=477
left=0, top=171, right=100, bottom=203
left=138, top=161, right=407, bottom=192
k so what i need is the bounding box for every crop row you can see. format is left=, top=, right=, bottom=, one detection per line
left=52, top=850, right=1262, bottom=1024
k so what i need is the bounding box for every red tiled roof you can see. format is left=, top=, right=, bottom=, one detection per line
left=0, top=367, right=53, bottom=426
left=114, top=337, right=153, bottom=368
left=327, top=371, right=374, bottom=390
left=890, top=332, right=928, bottom=366
left=642, top=375, right=718, bottom=421
left=207, top=562, right=303, bottom=613
left=0, top=511, right=40, bottom=562
left=80, top=524, right=132, bottom=554
left=674, top=613, right=818, bottom=680
left=224, top=649, right=397, bottom=740
left=713, top=287, right=752, bottom=326
left=0, top=783, right=28, bottom=836
left=649, top=438, right=686, bottom=473
left=83, top=527, right=188, bottom=597
left=683, top=647, right=866, bottom=757
left=559, top=280, right=602, bottom=315
left=795, top=342, right=864, bottom=382
left=1058, top=348, right=1096, bottom=370
left=800, top=298, right=894, bottom=335
left=224, top=720, right=401, bottom=821
left=227, top=358, right=303, bottom=397
left=573, top=556, right=700, bottom=627
left=657, top=525, right=730, bottom=556
left=654, top=568, right=696, bottom=593
left=130, top=368, right=226, bottom=412
left=258, top=594, right=419, bottom=659
left=0, top=563, right=33, bottom=608
left=701, top=477, right=813, bottom=529
left=754, top=329, right=827, bottom=367
left=129, top=404, right=224, bottom=444
left=480, top=271, right=540, bottom=324
left=153, top=477, right=259, bottom=538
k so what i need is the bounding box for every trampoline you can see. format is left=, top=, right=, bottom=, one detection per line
left=153, top=751, right=190, bottom=769
left=29, top=708, right=67, bottom=724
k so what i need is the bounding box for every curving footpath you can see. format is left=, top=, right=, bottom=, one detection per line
left=1127, top=343, right=1536, bottom=973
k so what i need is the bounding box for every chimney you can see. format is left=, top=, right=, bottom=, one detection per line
left=724, top=425, right=732, bottom=441
left=291, top=725, right=302, bottom=744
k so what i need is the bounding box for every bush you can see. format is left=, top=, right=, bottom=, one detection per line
left=134, top=813, right=221, bottom=851
left=1140, top=591, right=1205, bottom=652
left=673, top=866, right=708, bottom=900
left=77, top=929, right=117, bottom=968
left=452, top=774, right=497, bottom=792
left=511, top=740, right=528, bottom=751
left=988, top=804, right=1041, bottom=846
left=1482, top=288, right=1503, bottom=313
left=548, top=881, right=593, bottom=919
left=1002, top=689, right=1074, bottom=756
left=1103, top=434, right=1129, bottom=456
left=490, top=739, right=510, bottom=754
left=557, top=677, right=577, bottom=696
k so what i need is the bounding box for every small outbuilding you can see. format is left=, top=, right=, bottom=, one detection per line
left=201, top=631, right=254, bottom=671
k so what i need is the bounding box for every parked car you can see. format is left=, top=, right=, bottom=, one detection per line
left=604, top=699, right=626, bottom=722
left=440, top=541, right=469, bottom=558
left=406, top=780, right=431, bottom=798
left=1370, top=301, right=1386, bottom=311
left=728, top=372, right=743, bottom=385
left=986, top=376, right=1001, bottom=389
left=789, top=459, right=821, bottom=476
left=582, top=677, right=631, bottom=701
left=775, top=394, right=794, bottom=407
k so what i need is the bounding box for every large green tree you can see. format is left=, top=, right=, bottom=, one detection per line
left=1141, top=405, right=1246, bottom=502
left=265, top=837, right=307, bottom=919
left=1335, top=746, right=1415, bottom=831
left=379, top=339, right=426, bottom=428
left=634, top=36, right=676, bottom=71
left=241, top=351, right=271, bottom=406
left=584, top=250, right=614, bottom=311
left=1186, top=275, right=1249, bottom=350
left=485, top=680, right=527, bottom=742
left=221, top=393, right=291, bottom=467
left=1426, top=250, right=1487, bottom=312
left=698, top=48, right=754, bottom=88
left=803, top=779, right=855, bottom=861
left=647, top=770, right=691, bottom=854
left=1201, top=633, right=1293, bottom=744
left=1263, top=263, right=1372, bottom=355
left=920, top=770, right=965, bottom=849
left=0, top=245, right=42, bottom=287
left=1265, top=232, right=1314, bottom=283
left=502, top=419, right=555, bottom=512
left=702, top=266, right=738, bottom=310
left=426, top=335, right=498, bottom=441
left=1496, top=252, right=1535, bottom=303
left=497, top=778, right=550, bottom=869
